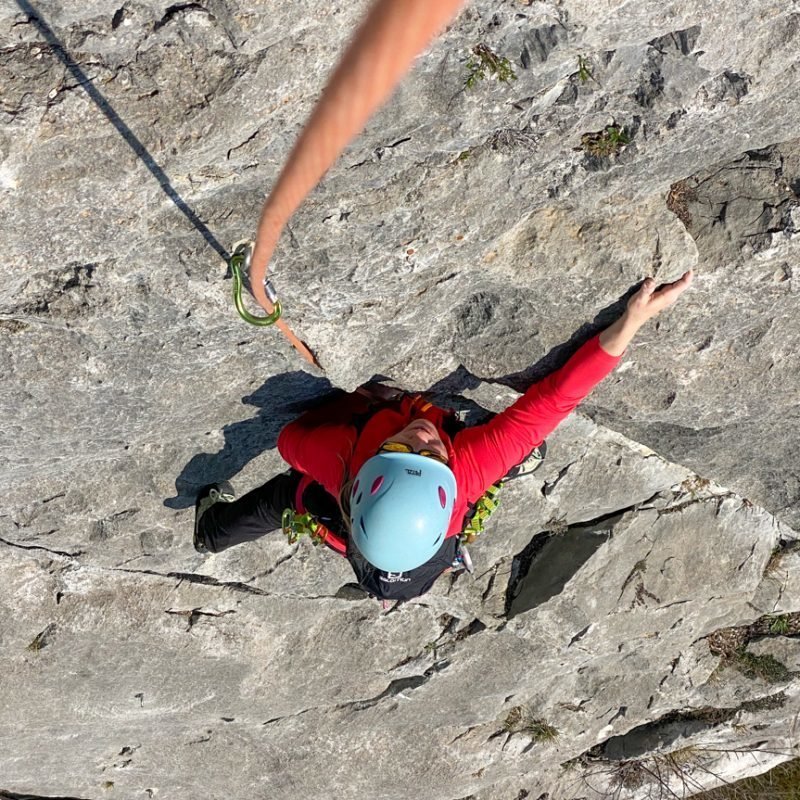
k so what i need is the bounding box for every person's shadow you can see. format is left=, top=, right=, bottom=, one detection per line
left=164, top=371, right=336, bottom=508
left=166, top=284, right=638, bottom=509
left=425, top=285, right=634, bottom=400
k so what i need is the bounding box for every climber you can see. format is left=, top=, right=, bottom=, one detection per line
left=193, top=271, right=694, bottom=601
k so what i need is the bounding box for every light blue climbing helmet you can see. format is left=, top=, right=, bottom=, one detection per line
left=350, top=452, right=457, bottom=572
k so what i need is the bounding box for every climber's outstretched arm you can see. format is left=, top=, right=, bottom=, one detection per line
left=453, top=270, right=695, bottom=500
left=249, top=0, right=466, bottom=310
left=599, top=270, right=694, bottom=356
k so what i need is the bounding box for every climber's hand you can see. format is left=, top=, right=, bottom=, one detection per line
left=626, top=270, right=694, bottom=325
left=599, top=270, right=694, bottom=357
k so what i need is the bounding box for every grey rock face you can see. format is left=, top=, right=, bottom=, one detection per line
left=1, top=0, right=800, bottom=797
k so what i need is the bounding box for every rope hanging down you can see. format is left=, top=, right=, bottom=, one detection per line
left=234, top=0, right=467, bottom=365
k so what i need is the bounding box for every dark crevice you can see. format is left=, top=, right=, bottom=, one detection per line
left=0, top=535, right=82, bottom=560
left=154, top=3, right=213, bottom=32
left=568, top=624, right=591, bottom=647
left=164, top=607, right=236, bottom=630
left=572, top=691, right=787, bottom=764
left=112, top=567, right=273, bottom=596
left=649, top=25, right=702, bottom=56
left=506, top=510, right=628, bottom=617
left=248, top=548, right=298, bottom=581
left=1, top=793, right=93, bottom=800
left=341, top=660, right=452, bottom=713
left=345, top=675, right=428, bottom=711
left=226, top=128, right=260, bottom=159
left=348, top=136, right=412, bottom=168
left=261, top=663, right=452, bottom=726
left=106, top=565, right=365, bottom=604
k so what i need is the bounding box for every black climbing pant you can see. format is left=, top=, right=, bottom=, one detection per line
left=198, top=471, right=300, bottom=553
left=198, top=470, right=345, bottom=553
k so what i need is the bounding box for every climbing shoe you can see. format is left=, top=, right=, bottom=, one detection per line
left=503, top=441, right=547, bottom=482
left=193, top=481, right=235, bottom=553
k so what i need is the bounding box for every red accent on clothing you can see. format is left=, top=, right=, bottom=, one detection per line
left=278, top=335, right=620, bottom=549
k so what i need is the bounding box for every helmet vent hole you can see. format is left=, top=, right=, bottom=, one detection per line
left=359, top=517, right=367, bottom=537
left=356, top=493, right=363, bottom=505
left=438, top=486, right=447, bottom=508
left=370, top=476, right=384, bottom=495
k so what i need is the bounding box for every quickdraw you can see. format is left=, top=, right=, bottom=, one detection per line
left=281, top=508, right=325, bottom=546
left=228, top=241, right=320, bottom=367
left=230, top=241, right=282, bottom=327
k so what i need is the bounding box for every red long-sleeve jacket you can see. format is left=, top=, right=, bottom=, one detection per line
left=277, top=335, right=620, bottom=552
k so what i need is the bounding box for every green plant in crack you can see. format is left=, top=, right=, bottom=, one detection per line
left=732, top=648, right=790, bottom=683
left=681, top=475, right=712, bottom=499
left=768, top=614, right=791, bottom=635
left=503, top=706, right=559, bottom=742
left=577, top=54, right=593, bottom=83
left=465, top=44, right=517, bottom=89
left=581, top=124, right=630, bottom=158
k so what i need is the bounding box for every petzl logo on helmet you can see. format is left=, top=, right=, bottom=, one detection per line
left=405, top=468, right=422, bottom=476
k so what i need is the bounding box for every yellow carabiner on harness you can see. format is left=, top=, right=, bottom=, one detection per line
left=281, top=508, right=324, bottom=545
left=229, top=241, right=282, bottom=326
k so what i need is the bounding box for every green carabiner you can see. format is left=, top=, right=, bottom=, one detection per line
left=281, top=508, right=322, bottom=545
left=229, top=242, right=282, bottom=326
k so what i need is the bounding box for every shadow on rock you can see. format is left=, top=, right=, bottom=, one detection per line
left=165, top=285, right=645, bottom=510
left=506, top=512, right=624, bottom=618
left=493, top=281, right=640, bottom=392
left=16, top=0, right=229, bottom=261
left=165, top=371, right=334, bottom=509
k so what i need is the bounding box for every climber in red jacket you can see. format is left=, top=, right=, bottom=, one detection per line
left=194, top=271, right=693, bottom=601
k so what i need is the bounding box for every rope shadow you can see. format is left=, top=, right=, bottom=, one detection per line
left=16, top=0, right=229, bottom=261
left=164, top=371, right=334, bottom=509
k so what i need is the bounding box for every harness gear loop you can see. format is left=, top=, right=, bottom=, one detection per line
left=460, top=483, right=504, bottom=545
left=281, top=508, right=327, bottom=546
left=230, top=242, right=282, bottom=327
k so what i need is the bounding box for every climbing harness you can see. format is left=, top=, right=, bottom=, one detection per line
left=228, top=241, right=320, bottom=367
left=229, top=242, right=282, bottom=327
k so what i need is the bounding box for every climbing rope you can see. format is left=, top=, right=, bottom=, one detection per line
left=236, top=0, right=466, bottom=364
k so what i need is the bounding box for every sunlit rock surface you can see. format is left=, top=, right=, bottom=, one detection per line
left=1, top=0, right=798, bottom=797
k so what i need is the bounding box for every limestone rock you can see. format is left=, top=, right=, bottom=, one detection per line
left=1, top=0, right=800, bottom=797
